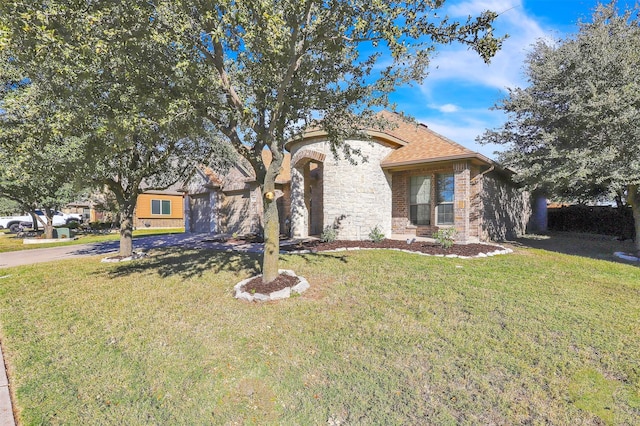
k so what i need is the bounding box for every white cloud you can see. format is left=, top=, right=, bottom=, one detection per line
left=391, top=0, right=576, bottom=161
left=415, top=108, right=507, bottom=160
left=423, top=0, right=549, bottom=92
left=436, top=103, right=460, bottom=113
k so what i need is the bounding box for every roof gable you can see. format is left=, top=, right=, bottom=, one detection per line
left=378, top=111, right=487, bottom=168
left=194, top=151, right=291, bottom=193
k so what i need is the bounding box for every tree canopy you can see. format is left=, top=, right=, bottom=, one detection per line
left=0, top=49, right=85, bottom=237
left=1, top=1, right=232, bottom=253
left=478, top=1, right=640, bottom=253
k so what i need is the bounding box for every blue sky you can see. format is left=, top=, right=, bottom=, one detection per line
left=391, top=0, right=636, bottom=159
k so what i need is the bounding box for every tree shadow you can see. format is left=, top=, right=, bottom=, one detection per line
left=508, top=232, right=639, bottom=266
left=282, top=251, right=351, bottom=265
left=107, top=248, right=261, bottom=280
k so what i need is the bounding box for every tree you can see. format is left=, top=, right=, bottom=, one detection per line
left=478, top=2, right=640, bottom=255
left=1, top=1, right=232, bottom=255
left=0, top=197, right=19, bottom=216
left=154, top=0, right=504, bottom=283
left=0, top=52, right=85, bottom=238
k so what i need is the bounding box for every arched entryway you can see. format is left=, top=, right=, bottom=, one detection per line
left=291, top=150, right=326, bottom=238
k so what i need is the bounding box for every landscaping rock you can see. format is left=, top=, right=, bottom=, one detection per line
left=233, top=269, right=310, bottom=302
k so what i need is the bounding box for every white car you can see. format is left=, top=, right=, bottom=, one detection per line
left=0, top=210, right=82, bottom=233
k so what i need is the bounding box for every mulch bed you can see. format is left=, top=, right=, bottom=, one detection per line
left=281, top=239, right=500, bottom=257
left=241, top=273, right=300, bottom=295
left=242, top=240, right=504, bottom=296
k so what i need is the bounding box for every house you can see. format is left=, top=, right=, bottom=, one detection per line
left=134, top=190, right=185, bottom=229
left=286, top=111, right=535, bottom=243
left=64, top=190, right=186, bottom=229
left=183, top=151, right=291, bottom=235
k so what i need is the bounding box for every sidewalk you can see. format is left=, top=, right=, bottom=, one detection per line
left=0, top=345, right=15, bottom=425
left=0, top=233, right=230, bottom=269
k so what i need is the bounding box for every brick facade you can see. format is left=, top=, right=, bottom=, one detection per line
left=453, top=162, right=470, bottom=242
left=390, top=163, right=463, bottom=239
left=476, top=170, right=531, bottom=241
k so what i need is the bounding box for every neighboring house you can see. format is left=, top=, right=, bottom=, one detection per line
left=64, top=189, right=186, bottom=229
left=286, top=111, right=536, bottom=243
left=183, top=151, right=291, bottom=235
left=134, top=190, right=185, bottom=229
left=63, top=201, right=114, bottom=223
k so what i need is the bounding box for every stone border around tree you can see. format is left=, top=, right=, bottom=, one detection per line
left=101, top=251, right=148, bottom=263
left=234, top=269, right=310, bottom=303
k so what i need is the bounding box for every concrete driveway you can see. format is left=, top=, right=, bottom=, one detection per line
left=0, top=233, right=265, bottom=269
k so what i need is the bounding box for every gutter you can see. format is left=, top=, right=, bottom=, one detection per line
left=380, top=152, right=495, bottom=170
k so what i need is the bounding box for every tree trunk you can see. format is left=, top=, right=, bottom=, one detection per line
left=119, top=214, right=134, bottom=257
left=261, top=155, right=284, bottom=284
left=35, top=212, right=54, bottom=239
left=628, top=184, right=640, bottom=257
left=28, top=212, right=40, bottom=231
left=119, top=200, right=136, bottom=257
left=262, top=188, right=280, bottom=283
left=44, top=223, right=54, bottom=240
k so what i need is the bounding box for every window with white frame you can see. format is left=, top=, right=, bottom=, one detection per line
left=409, top=175, right=431, bottom=225
left=436, top=173, right=454, bottom=225
left=151, top=199, right=171, bottom=215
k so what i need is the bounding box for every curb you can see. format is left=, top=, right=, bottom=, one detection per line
left=0, top=345, right=15, bottom=425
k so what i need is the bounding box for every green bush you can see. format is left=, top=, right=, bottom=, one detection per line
left=368, top=225, right=385, bottom=243
left=320, top=225, right=337, bottom=243
left=434, top=227, right=457, bottom=249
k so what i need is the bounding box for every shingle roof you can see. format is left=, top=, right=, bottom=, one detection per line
left=289, top=110, right=491, bottom=168
left=378, top=111, right=482, bottom=168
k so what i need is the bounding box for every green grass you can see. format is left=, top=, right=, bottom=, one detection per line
left=0, top=247, right=638, bottom=424
left=0, top=228, right=185, bottom=253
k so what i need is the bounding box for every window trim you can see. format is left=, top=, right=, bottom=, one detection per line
left=151, top=199, right=171, bottom=216
left=409, top=175, right=431, bottom=226
left=436, top=173, right=454, bottom=225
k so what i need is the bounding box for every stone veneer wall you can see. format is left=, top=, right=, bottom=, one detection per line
left=276, top=183, right=292, bottom=236
left=478, top=171, right=532, bottom=241
left=290, top=139, right=394, bottom=240
left=135, top=217, right=185, bottom=229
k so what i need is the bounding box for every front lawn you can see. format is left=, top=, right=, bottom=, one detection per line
left=0, top=247, right=638, bottom=424
left=0, top=228, right=185, bottom=253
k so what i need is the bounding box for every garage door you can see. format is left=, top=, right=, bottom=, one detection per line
left=190, top=194, right=210, bottom=233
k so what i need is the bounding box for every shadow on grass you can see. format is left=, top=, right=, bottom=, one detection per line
left=282, top=251, right=350, bottom=265
left=508, top=232, right=639, bottom=265
left=108, top=248, right=261, bottom=280
left=107, top=248, right=355, bottom=281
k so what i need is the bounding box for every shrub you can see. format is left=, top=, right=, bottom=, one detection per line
left=66, top=221, right=80, bottom=230
left=368, top=225, right=385, bottom=243
left=320, top=225, right=337, bottom=243
left=434, top=227, right=457, bottom=249
left=321, top=214, right=347, bottom=243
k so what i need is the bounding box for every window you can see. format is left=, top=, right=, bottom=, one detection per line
left=151, top=199, right=171, bottom=215
left=409, top=176, right=431, bottom=225
left=436, top=173, right=454, bottom=225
